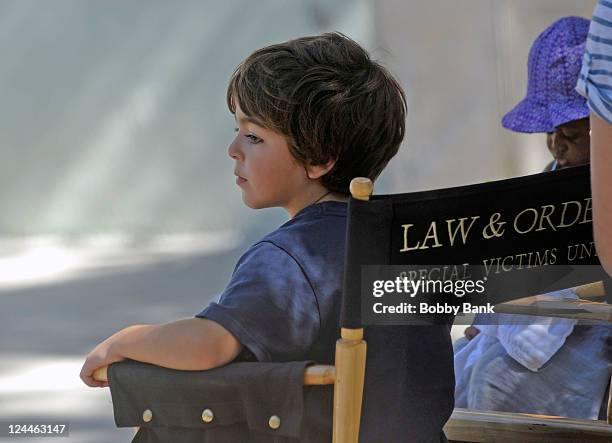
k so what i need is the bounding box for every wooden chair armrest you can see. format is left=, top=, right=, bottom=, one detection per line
left=93, top=366, right=108, bottom=382
left=495, top=297, right=612, bottom=322
left=494, top=281, right=610, bottom=321
left=574, top=281, right=606, bottom=300
left=93, top=363, right=336, bottom=385
left=304, top=364, right=335, bottom=385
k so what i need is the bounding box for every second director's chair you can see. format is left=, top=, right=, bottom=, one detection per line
left=95, top=165, right=612, bottom=442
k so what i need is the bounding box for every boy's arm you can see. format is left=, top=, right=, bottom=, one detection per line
left=80, top=318, right=242, bottom=387
left=590, top=112, right=612, bottom=276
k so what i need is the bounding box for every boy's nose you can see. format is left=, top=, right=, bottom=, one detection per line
left=228, top=139, right=242, bottom=160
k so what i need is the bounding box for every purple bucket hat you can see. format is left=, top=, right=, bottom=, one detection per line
left=502, top=16, right=590, bottom=133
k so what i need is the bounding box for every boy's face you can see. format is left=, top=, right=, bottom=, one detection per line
left=546, top=118, right=590, bottom=168
left=229, top=103, right=309, bottom=212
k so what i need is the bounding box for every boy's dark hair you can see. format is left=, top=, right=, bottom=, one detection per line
left=227, top=32, right=406, bottom=194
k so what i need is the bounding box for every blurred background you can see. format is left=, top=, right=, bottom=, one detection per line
left=0, top=0, right=597, bottom=441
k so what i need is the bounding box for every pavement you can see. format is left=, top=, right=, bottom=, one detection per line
left=0, top=233, right=244, bottom=443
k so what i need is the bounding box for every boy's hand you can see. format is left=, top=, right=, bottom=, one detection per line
left=80, top=338, right=125, bottom=388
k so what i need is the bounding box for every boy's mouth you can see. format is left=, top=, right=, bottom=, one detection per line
left=234, top=173, right=247, bottom=185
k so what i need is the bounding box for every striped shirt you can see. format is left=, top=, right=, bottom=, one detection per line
left=576, top=0, right=612, bottom=123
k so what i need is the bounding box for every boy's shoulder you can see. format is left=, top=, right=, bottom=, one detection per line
left=258, top=201, right=347, bottom=258
left=232, top=201, right=347, bottom=285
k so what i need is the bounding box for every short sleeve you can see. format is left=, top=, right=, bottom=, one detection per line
left=576, top=0, right=612, bottom=124
left=196, top=241, right=320, bottom=362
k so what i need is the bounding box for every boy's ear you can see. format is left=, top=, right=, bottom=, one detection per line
left=305, top=158, right=336, bottom=180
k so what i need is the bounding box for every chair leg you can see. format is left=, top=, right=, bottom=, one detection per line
left=333, top=328, right=367, bottom=443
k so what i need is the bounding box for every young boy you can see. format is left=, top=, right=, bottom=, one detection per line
left=82, top=33, right=456, bottom=441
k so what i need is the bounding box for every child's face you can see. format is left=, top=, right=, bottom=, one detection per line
left=546, top=118, right=590, bottom=168
left=229, top=103, right=308, bottom=212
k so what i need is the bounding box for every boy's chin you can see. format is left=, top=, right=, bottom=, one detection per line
left=241, top=193, right=271, bottom=210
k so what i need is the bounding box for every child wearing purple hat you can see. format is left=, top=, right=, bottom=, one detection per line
left=454, top=16, right=611, bottom=420
left=502, top=16, right=591, bottom=170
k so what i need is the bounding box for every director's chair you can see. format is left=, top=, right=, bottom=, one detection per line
left=95, top=165, right=612, bottom=442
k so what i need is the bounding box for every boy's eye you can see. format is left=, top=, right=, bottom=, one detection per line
left=234, top=127, right=262, bottom=144
left=245, top=134, right=263, bottom=144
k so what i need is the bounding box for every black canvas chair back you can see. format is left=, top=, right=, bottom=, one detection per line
left=342, top=164, right=607, bottom=331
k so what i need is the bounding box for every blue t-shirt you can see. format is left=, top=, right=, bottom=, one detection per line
left=197, top=200, right=453, bottom=441
left=197, top=201, right=346, bottom=364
